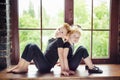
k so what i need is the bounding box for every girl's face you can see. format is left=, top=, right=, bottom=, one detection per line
left=69, top=32, right=80, bottom=44
left=55, top=27, right=67, bottom=38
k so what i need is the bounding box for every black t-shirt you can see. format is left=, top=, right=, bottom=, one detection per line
left=63, top=42, right=74, bottom=61
left=45, top=38, right=64, bottom=66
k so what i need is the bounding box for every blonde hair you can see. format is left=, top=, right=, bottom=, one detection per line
left=54, top=23, right=71, bottom=38
left=68, top=25, right=82, bottom=37
left=63, top=23, right=71, bottom=34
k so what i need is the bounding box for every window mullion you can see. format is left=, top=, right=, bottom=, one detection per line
left=91, top=0, right=93, bottom=59
left=40, top=0, right=42, bottom=50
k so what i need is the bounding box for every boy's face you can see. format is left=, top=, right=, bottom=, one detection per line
left=55, top=27, right=67, bottom=38
left=69, top=32, right=80, bottom=44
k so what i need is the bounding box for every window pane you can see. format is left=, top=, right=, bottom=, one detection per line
left=74, top=31, right=91, bottom=56
left=19, top=30, right=41, bottom=56
left=18, top=0, right=40, bottom=28
left=92, top=31, right=109, bottom=58
left=74, top=0, right=91, bottom=29
left=93, top=0, right=110, bottom=29
left=42, top=0, right=64, bottom=28
left=42, top=30, right=55, bottom=52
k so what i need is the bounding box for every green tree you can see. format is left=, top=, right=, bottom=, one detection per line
left=19, top=0, right=40, bottom=55
left=92, top=2, right=109, bottom=58
left=74, top=0, right=109, bottom=58
left=74, top=0, right=90, bottom=28
left=93, top=2, right=109, bottom=29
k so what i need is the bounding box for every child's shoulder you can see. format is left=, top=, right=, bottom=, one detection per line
left=64, top=41, right=71, bottom=47
left=48, top=38, right=55, bottom=43
left=48, top=37, right=63, bottom=43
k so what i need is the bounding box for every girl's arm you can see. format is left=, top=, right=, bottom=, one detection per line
left=58, top=48, right=69, bottom=76
left=56, top=38, right=69, bottom=76
left=63, top=48, right=69, bottom=71
left=57, top=48, right=64, bottom=71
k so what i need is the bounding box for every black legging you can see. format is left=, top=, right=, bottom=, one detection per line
left=68, top=46, right=89, bottom=71
left=21, top=44, right=53, bottom=73
left=21, top=44, right=89, bottom=72
left=21, top=38, right=64, bottom=73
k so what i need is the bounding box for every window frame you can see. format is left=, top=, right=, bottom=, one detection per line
left=10, top=0, right=119, bottom=64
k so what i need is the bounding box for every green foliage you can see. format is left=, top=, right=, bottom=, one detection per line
left=42, top=7, right=50, bottom=28
left=93, top=2, right=109, bottom=29
left=74, top=0, right=109, bottom=58
left=19, top=2, right=40, bottom=54
left=92, top=31, right=109, bottom=58
left=19, top=13, right=39, bottom=28
left=19, top=0, right=110, bottom=58
left=19, top=1, right=64, bottom=54
left=19, top=30, right=41, bottom=55
left=74, top=0, right=90, bottom=29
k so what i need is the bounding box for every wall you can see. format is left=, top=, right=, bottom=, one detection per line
left=0, top=0, right=10, bottom=70
left=118, top=0, right=120, bottom=64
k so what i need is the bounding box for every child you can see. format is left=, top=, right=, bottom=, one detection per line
left=7, top=23, right=71, bottom=75
left=62, top=25, right=103, bottom=74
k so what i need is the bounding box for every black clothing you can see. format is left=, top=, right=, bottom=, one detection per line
left=21, top=37, right=89, bottom=73
left=21, top=38, right=64, bottom=73
left=45, top=38, right=64, bottom=67
left=63, top=42, right=89, bottom=71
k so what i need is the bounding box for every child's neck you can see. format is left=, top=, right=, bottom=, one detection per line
left=69, top=40, right=74, bottom=45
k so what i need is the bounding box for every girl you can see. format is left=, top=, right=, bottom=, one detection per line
left=7, top=23, right=71, bottom=75
left=62, top=25, right=103, bottom=74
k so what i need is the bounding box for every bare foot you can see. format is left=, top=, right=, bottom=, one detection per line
left=7, top=65, right=18, bottom=73
left=7, top=65, right=28, bottom=74
left=11, top=66, right=28, bottom=74
left=7, top=58, right=29, bottom=73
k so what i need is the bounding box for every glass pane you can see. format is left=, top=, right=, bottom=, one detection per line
left=74, top=0, right=91, bottom=29
left=19, top=30, right=41, bottom=56
left=74, top=31, right=91, bottom=56
left=18, top=0, right=40, bottom=28
left=42, top=0, right=64, bottom=28
left=42, top=30, right=55, bottom=53
left=92, top=31, right=109, bottom=58
left=93, top=0, right=110, bottom=29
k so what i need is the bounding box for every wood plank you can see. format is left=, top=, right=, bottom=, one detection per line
left=0, top=64, right=120, bottom=80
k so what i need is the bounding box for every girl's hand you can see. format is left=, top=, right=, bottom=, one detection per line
left=67, top=70, right=75, bottom=75
left=61, top=70, right=69, bottom=76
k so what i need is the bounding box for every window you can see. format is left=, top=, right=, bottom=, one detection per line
left=74, top=0, right=110, bottom=59
left=18, top=0, right=64, bottom=55
left=10, top=0, right=119, bottom=64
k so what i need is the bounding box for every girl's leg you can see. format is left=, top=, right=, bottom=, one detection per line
left=69, top=46, right=89, bottom=71
left=7, top=44, right=32, bottom=73
left=27, top=44, right=52, bottom=73
left=84, top=57, right=94, bottom=69
left=9, top=58, right=30, bottom=73
left=69, top=46, right=103, bottom=73
left=7, top=44, right=52, bottom=73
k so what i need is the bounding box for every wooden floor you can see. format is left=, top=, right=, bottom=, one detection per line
left=0, top=64, right=120, bottom=80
